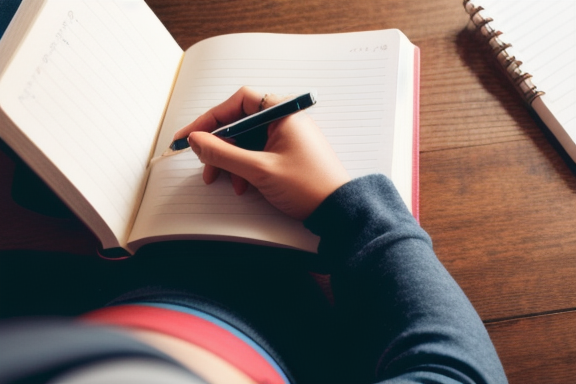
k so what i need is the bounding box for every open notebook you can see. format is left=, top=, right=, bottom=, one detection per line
left=464, top=0, right=576, bottom=163
left=0, top=0, right=420, bottom=256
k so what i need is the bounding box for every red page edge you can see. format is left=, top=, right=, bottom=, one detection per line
left=412, top=46, right=421, bottom=222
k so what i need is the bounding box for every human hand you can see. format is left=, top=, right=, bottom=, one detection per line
left=173, top=87, right=350, bottom=220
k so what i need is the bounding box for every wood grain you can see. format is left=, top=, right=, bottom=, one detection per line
left=419, top=29, right=543, bottom=152
left=421, top=139, right=576, bottom=321
left=486, top=311, right=576, bottom=383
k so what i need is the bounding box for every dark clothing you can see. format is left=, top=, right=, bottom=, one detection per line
left=0, top=174, right=506, bottom=383
left=305, top=174, right=507, bottom=383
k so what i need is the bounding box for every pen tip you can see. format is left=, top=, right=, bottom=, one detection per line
left=171, top=137, right=190, bottom=151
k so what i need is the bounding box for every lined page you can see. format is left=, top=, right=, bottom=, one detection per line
left=0, top=0, right=182, bottom=247
left=130, top=30, right=415, bottom=251
left=154, top=31, right=407, bottom=172
left=478, top=0, right=576, bottom=139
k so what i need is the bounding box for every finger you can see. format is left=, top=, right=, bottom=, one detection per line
left=209, top=86, right=262, bottom=126
left=230, top=173, right=249, bottom=195
left=202, top=164, right=220, bottom=185
left=202, top=158, right=249, bottom=194
left=173, top=87, right=262, bottom=139
left=260, top=93, right=292, bottom=109
left=189, top=131, right=267, bottom=183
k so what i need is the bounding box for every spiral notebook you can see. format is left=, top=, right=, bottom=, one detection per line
left=464, top=0, right=576, bottom=163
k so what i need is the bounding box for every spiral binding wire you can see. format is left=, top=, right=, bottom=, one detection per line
left=463, top=0, right=545, bottom=105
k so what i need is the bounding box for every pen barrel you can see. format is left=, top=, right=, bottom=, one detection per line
left=213, top=93, right=316, bottom=138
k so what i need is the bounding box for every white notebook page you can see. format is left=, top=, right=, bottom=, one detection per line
left=130, top=30, right=413, bottom=251
left=479, top=0, right=576, bottom=139
left=0, top=0, right=182, bottom=245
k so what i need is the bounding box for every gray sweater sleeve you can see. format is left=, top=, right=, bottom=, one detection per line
left=304, top=174, right=507, bottom=383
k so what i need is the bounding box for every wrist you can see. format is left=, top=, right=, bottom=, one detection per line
left=304, top=174, right=421, bottom=269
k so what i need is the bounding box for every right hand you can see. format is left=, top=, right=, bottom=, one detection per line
left=174, top=87, right=351, bottom=220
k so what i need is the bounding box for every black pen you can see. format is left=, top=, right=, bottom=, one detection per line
left=164, top=91, right=317, bottom=155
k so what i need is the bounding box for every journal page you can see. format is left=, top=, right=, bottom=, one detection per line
left=131, top=30, right=414, bottom=252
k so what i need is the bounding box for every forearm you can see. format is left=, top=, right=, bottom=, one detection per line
left=305, top=174, right=507, bottom=383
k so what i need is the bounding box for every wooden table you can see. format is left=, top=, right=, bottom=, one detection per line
left=1, top=0, right=575, bottom=382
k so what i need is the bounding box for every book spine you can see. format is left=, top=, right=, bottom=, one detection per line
left=463, top=0, right=544, bottom=105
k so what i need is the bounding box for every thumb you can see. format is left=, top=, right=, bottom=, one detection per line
left=188, top=131, right=264, bottom=181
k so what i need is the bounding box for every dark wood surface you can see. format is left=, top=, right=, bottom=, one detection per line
left=2, top=0, right=575, bottom=382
